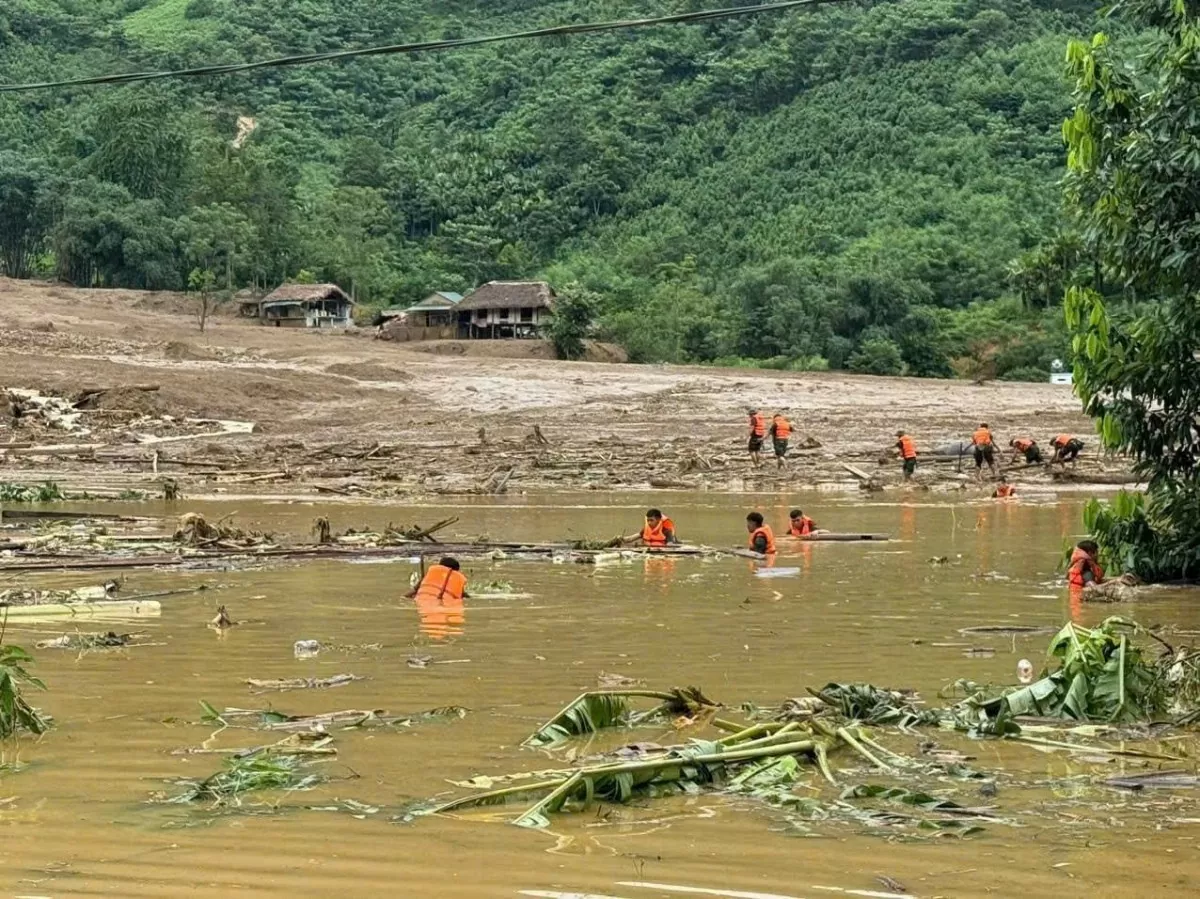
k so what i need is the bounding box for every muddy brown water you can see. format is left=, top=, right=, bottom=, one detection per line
left=2, top=492, right=1199, bottom=897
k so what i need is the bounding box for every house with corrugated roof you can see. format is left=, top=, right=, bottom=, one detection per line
left=454, top=281, right=554, bottom=339
left=380, top=291, right=464, bottom=327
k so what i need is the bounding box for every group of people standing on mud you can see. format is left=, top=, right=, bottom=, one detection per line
left=744, top=410, right=1085, bottom=489
left=889, top=426, right=1086, bottom=491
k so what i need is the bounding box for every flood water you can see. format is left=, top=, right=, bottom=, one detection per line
left=2, top=492, right=1199, bottom=897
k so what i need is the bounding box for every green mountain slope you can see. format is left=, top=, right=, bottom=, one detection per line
left=0, top=0, right=1093, bottom=373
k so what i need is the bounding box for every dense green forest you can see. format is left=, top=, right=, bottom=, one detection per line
left=0, top=0, right=1097, bottom=375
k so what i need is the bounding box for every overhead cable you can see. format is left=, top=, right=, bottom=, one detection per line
left=0, top=0, right=852, bottom=93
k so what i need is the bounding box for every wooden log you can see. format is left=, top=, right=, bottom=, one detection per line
left=0, top=509, right=141, bottom=522
left=839, top=462, right=874, bottom=481
left=0, top=599, right=162, bottom=619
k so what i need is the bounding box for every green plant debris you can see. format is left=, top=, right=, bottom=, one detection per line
left=523, top=687, right=718, bottom=747
left=957, top=617, right=1173, bottom=729
left=165, top=753, right=328, bottom=805
left=808, top=683, right=943, bottom=728
left=200, top=702, right=467, bottom=732
left=0, top=481, right=65, bottom=503
left=431, top=712, right=960, bottom=833
left=0, top=645, right=49, bottom=738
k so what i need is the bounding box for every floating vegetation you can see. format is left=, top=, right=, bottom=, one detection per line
left=35, top=631, right=148, bottom=651
left=0, top=481, right=65, bottom=503
left=200, top=701, right=467, bottom=732
left=0, top=645, right=48, bottom=738
left=956, top=617, right=1184, bottom=730
left=522, top=687, right=717, bottom=748
left=245, top=674, right=364, bottom=693
left=174, top=512, right=273, bottom=549
left=165, top=753, right=328, bottom=805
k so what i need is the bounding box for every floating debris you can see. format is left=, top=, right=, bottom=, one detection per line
left=523, top=687, right=718, bottom=748
left=174, top=512, right=273, bottom=549
left=36, top=631, right=148, bottom=650
left=201, top=702, right=467, bottom=733
left=0, top=582, right=118, bottom=606
left=245, top=675, right=363, bottom=694
left=164, top=753, right=328, bottom=805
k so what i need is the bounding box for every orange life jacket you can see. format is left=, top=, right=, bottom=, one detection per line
left=973, top=428, right=993, bottom=447
left=750, top=413, right=766, bottom=438
left=788, top=516, right=815, bottom=537
left=897, top=435, right=917, bottom=459
left=1054, top=434, right=1073, bottom=448
left=772, top=416, right=792, bottom=439
left=640, top=517, right=675, bottom=546
left=414, top=564, right=467, bottom=604
left=1013, top=438, right=1034, bottom=452
left=994, top=484, right=1015, bottom=498
left=749, top=525, right=777, bottom=554
left=1067, top=547, right=1103, bottom=587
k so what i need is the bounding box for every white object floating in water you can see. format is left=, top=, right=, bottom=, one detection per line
left=1017, top=658, right=1034, bottom=684
left=754, top=567, right=801, bottom=578
left=294, top=639, right=321, bottom=659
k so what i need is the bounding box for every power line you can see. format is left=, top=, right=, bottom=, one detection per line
left=0, top=0, right=852, bottom=93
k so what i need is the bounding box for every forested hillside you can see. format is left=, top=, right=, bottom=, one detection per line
left=0, top=0, right=1096, bottom=375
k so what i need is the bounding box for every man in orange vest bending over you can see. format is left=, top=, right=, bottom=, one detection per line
left=971, top=422, right=997, bottom=481
left=770, top=412, right=792, bottom=469
left=624, top=509, right=679, bottom=546
left=408, top=557, right=469, bottom=641
left=746, top=512, right=776, bottom=555
left=1009, top=437, right=1043, bottom=465
left=747, top=408, right=767, bottom=468
left=1051, top=434, right=1085, bottom=467
left=408, top=557, right=470, bottom=601
left=1067, top=540, right=1104, bottom=587
left=895, top=430, right=918, bottom=481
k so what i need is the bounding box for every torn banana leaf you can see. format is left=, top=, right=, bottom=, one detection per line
left=522, top=687, right=717, bottom=747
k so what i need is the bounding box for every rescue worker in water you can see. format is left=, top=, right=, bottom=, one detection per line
left=407, top=556, right=470, bottom=601
left=746, top=511, right=776, bottom=555
left=787, top=509, right=817, bottom=536
left=993, top=476, right=1015, bottom=498
left=1067, top=540, right=1104, bottom=587
left=624, top=508, right=679, bottom=546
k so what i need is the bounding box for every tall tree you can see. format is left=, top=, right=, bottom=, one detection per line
left=1063, top=0, right=1200, bottom=579
left=0, top=152, right=51, bottom=279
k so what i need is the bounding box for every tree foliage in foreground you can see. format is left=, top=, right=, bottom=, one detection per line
left=1064, top=0, right=1200, bottom=580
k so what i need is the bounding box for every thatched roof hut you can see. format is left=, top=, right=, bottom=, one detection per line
left=262, top=283, right=353, bottom=305
left=455, top=281, right=554, bottom=312
left=260, top=282, right=355, bottom=328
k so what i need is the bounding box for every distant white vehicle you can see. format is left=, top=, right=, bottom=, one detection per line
left=1049, top=358, right=1072, bottom=384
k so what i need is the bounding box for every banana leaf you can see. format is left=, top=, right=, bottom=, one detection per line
left=523, top=687, right=717, bottom=747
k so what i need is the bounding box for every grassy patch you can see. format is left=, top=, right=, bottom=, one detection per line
left=122, top=0, right=223, bottom=51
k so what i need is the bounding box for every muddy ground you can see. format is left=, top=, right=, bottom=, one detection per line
left=0, top=278, right=1127, bottom=500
